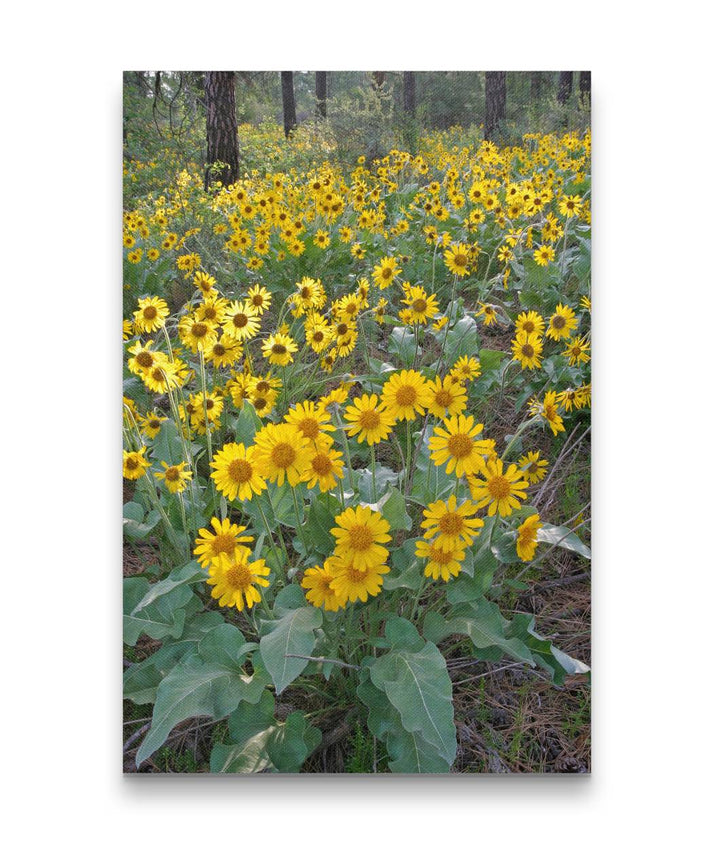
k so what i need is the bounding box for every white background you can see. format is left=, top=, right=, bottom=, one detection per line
left=2, top=2, right=717, bottom=853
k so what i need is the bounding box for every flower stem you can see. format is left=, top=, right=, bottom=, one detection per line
left=291, top=485, right=309, bottom=553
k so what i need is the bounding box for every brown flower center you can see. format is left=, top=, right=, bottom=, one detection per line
left=233, top=313, right=248, bottom=329
left=348, top=525, right=374, bottom=551
left=228, top=459, right=253, bottom=484
left=447, top=434, right=474, bottom=459
left=521, top=344, right=535, bottom=358
left=225, top=562, right=252, bottom=589
left=143, top=306, right=158, bottom=320
left=453, top=254, right=467, bottom=267
left=552, top=315, right=565, bottom=329
left=212, top=533, right=237, bottom=555
left=271, top=343, right=287, bottom=355
left=270, top=442, right=296, bottom=469
left=395, top=385, right=417, bottom=407
left=311, top=454, right=333, bottom=476
left=298, top=417, right=320, bottom=439
left=434, top=390, right=452, bottom=407
left=439, top=512, right=464, bottom=536
left=165, top=466, right=179, bottom=482
left=136, top=351, right=154, bottom=368
left=487, top=475, right=511, bottom=500
left=359, top=410, right=381, bottom=430
left=412, top=298, right=427, bottom=313
left=191, top=322, right=208, bottom=338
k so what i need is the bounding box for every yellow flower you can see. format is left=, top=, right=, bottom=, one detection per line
left=194, top=516, right=253, bottom=568
left=468, top=458, right=529, bottom=517
left=204, top=334, right=243, bottom=369
left=450, top=355, right=482, bottom=383
left=261, top=332, right=298, bottom=366
left=327, top=554, right=388, bottom=604
left=533, top=245, right=555, bottom=266
left=207, top=546, right=270, bottom=612
left=178, top=316, right=218, bottom=352
left=530, top=390, right=566, bottom=435
left=427, top=375, right=468, bottom=419
left=253, top=422, right=313, bottom=487
left=210, top=443, right=267, bottom=502
left=223, top=300, right=261, bottom=342
left=330, top=505, right=391, bottom=571
left=123, top=447, right=150, bottom=480
left=372, top=255, right=401, bottom=289
left=344, top=393, right=395, bottom=445
left=154, top=461, right=192, bottom=494
left=284, top=400, right=334, bottom=447
left=421, top=495, right=484, bottom=550
left=133, top=296, right=169, bottom=333
left=515, top=310, right=545, bottom=337
left=511, top=331, right=544, bottom=370
left=443, top=242, right=472, bottom=277
left=305, top=439, right=345, bottom=492
left=518, top=450, right=549, bottom=484
left=546, top=303, right=578, bottom=341
left=401, top=285, right=439, bottom=324
left=138, top=412, right=166, bottom=439
left=563, top=336, right=591, bottom=366
left=301, top=562, right=347, bottom=611
left=247, top=285, right=272, bottom=315
left=415, top=538, right=466, bottom=581
left=381, top=370, right=433, bottom=421
left=516, top=514, right=542, bottom=562
left=428, top=414, right=491, bottom=477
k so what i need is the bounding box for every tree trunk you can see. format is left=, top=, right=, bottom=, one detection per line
left=204, top=72, right=239, bottom=190
left=403, top=72, right=416, bottom=116
left=558, top=71, right=573, bottom=105
left=579, top=71, right=591, bottom=106
left=281, top=71, right=297, bottom=137
left=315, top=71, right=328, bottom=118
left=485, top=71, right=506, bottom=141
left=371, top=71, right=386, bottom=92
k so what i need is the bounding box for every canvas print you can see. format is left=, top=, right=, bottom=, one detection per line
left=123, top=71, right=591, bottom=774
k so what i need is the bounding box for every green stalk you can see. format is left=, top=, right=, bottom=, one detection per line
left=198, top=349, right=217, bottom=516
left=370, top=444, right=378, bottom=503
left=291, top=485, right=309, bottom=553
left=253, top=494, right=287, bottom=568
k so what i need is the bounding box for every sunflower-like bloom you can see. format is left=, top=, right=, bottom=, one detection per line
left=530, top=390, right=566, bottom=436
left=123, top=447, right=150, bottom=480
left=253, top=422, right=313, bottom=487
left=154, top=461, right=192, bottom=494
left=284, top=400, right=334, bottom=447
left=222, top=300, right=261, bottom=342
left=178, top=316, right=218, bottom=352
left=261, top=332, right=298, bottom=366
left=330, top=505, right=391, bottom=571
left=468, top=458, right=529, bottom=517
left=246, top=285, right=272, bottom=315
left=372, top=255, right=401, bottom=289
left=210, top=442, right=267, bottom=502
left=443, top=242, right=472, bottom=277
left=207, top=546, right=270, bottom=612
left=327, top=554, right=388, bottom=604
left=428, top=413, right=492, bottom=477
left=301, top=562, right=347, bottom=611
left=546, top=303, right=578, bottom=341
left=401, top=285, right=439, bottom=325
left=421, top=495, right=484, bottom=550
left=515, top=310, right=545, bottom=337
left=415, top=538, right=466, bottom=582
left=563, top=336, right=591, bottom=366
left=204, top=334, right=243, bottom=369
left=133, top=296, right=169, bottom=333
left=511, top=331, right=544, bottom=370
left=450, top=355, right=481, bottom=384
left=194, top=516, right=253, bottom=568
left=516, top=514, right=542, bottom=562
left=381, top=370, right=433, bottom=422
left=426, top=375, right=468, bottom=419
left=344, top=394, right=396, bottom=445
left=304, top=439, right=344, bottom=492
left=517, top=450, right=549, bottom=485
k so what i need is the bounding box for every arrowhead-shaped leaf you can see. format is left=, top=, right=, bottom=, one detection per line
left=258, top=606, right=322, bottom=694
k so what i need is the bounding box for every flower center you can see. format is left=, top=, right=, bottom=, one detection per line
left=312, top=453, right=333, bottom=476
left=125, top=457, right=138, bottom=470
left=346, top=563, right=368, bottom=584
left=439, top=512, right=464, bottom=536
left=336, top=323, right=349, bottom=336
left=429, top=544, right=454, bottom=564
left=213, top=343, right=226, bottom=356
left=252, top=294, right=264, bottom=306
left=381, top=267, right=393, bottom=280
left=301, top=287, right=312, bottom=299
left=359, top=410, right=381, bottom=429
left=434, top=390, right=452, bottom=407
left=233, top=313, right=248, bottom=328
left=165, top=466, right=179, bottom=482
left=522, top=320, right=535, bottom=333
left=454, top=254, right=468, bottom=267
left=228, top=459, right=253, bottom=483
left=298, top=417, right=320, bottom=439
left=253, top=396, right=267, bottom=411
left=270, top=442, right=296, bottom=469
left=447, top=434, right=474, bottom=459
left=143, top=306, right=158, bottom=319
left=528, top=462, right=538, bottom=473
left=348, top=525, right=374, bottom=551
left=395, top=385, right=417, bottom=407
left=271, top=343, right=287, bottom=355
left=487, top=475, right=511, bottom=499
left=149, top=419, right=160, bottom=429
left=552, top=315, right=565, bottom=329
left=225, top=562, right=252, bottom=589
left=412, top=298, right=427, bottom=313
left=212, top=533, right=236, bottom=554
left=191, top=322, right=208, bottom=338
left=136, top=352, right=154, bottom=368
left=521, top=344, right=535, bottom=358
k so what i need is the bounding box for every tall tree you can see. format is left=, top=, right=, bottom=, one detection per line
left=315, top=71, right=328, bottom=118
left=558, top=71, right=574, bottom=105
left=484, top=71, right=506, bottom=141
left=530, top=71, right=543, bottom=105
left=281, top=71, right=297, bottom=137
left=204, top=72, right=240, bottom=190
left=371, top=71, right=387, bottom=93
left=579, top=71, right=591, bottom=106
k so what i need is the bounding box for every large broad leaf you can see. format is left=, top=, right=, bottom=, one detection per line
left=411, top=434, right=456, bottom=504
left=123, top=501, right=161, bottom=540
left=135, top=624, right=267, bottom=766
left=130, top=561, right=205, bottom=615
left=363, top=485, right=411, bottom=531
left=123, top=577, right=198, bottom=646
left=151, top=419, right=184, bottom=466
left=368, top=617, right=456, bottom=766
left=258, top=606, right=322, bottom=694
left=423, top=599, right=535, bottom=665
left=356, top=466, right=399, bottom=503
left=210, top=691, right=321, bottom=773
left=388, top=325, right=419, bottom=365
left=385, top=540, right=423, bottom=591
left=442, top=314, right=479, bottom=366
left=537, top=524, right=591, bottom=560
left=235, top=401, right=262, bottom=445
left=305, top=494, right=337, bottom=555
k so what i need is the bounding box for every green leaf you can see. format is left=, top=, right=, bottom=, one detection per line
left=151, top=419, right=184, bottom=466
left=123, top=641, right=196, bottom=705
left=537, top=524, right=591, bottom=560
left=136, top=626, right=265, bottom=766
left=423, top=599, right=535, bottom=665
left=258, top=606, right=322, bottom=694
left=369, top=618, right=456, bottom=765
left=235, top=401, right=261, bottom=445
left=442, top=314, right=479, bottom=366
left=305, top=495, right=336, bottom=555
left=130, top=561, right=205, bottom=615
left=507, top=613, right=589, bottom=685
left=272, top=583, right=308, bottom=615
left=388, top=325, right=419, bottom=365
left=356, top=466, right=399, bottom=503
left=266, top=712, right=322, bottom=772
left=385, top=541, right=423, bottom=591
left=371, top=485, right=411, bottom=531
left=123, top=503, right=161, bottom=540
left=478, top=349, right=506, bottom=372
left=123, top=577, right=195, bottom=646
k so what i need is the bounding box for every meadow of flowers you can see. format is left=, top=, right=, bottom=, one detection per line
left=123, top=125, right=591, bottom=773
